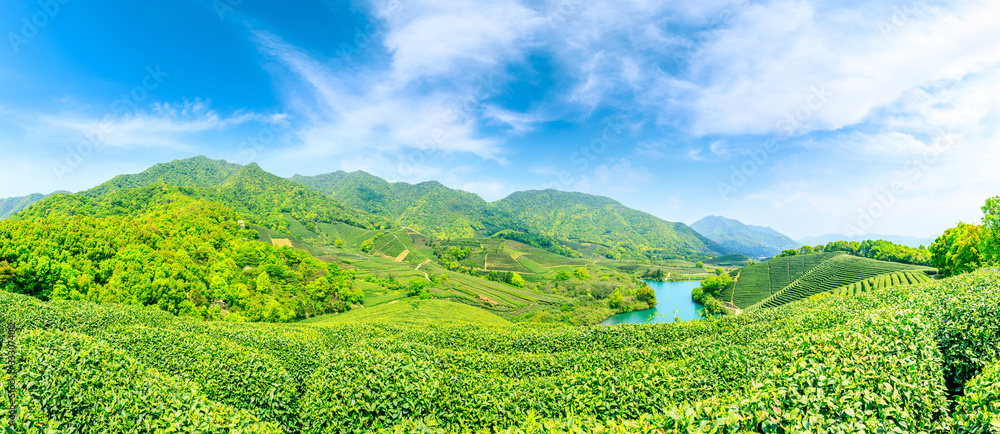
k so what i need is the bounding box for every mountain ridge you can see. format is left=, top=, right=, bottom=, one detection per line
left=690, top=215, right=801, bottom=258
left=0, top=191, right=70, bottom=220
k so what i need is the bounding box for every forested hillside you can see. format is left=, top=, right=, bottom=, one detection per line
left=81, top=158, right=389, bottom=232
left=496, top=189, right=728, bottom=260
left=290, top=171, right=523, bottom=239
left=83, top=156, right=244, bottom=197
left=0, top=192, right=66, bottom=220
left=690, top=215, right=800, bottom=257
left=1, top=185, right=360, bottom=322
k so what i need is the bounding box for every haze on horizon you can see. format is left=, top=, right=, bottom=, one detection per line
left=2, top=0, right=997, bottom=240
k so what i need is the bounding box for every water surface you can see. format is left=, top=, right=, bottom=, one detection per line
left=602, top=280, right=705, bottom=325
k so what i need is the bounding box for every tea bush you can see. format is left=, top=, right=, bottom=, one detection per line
left=2, top=268, right=1000, bottom=432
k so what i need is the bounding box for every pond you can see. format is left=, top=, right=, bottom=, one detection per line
left=601, top=280, right=705, bottom=325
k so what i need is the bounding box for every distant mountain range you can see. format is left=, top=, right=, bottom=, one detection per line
left=495, top=190, right=728, bottom=259
left=1, top=156, right=727, bottom=260
left=0, top=191, right=68, bottom=220
left=798, top=234, right=937, bottom=248
left=690, top=216, right=801, bottom=258
left=292, top=169, right=728, bottom=259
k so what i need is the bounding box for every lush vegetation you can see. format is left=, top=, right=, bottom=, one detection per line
left=930, top=197, right=1000, bottom=276
left=3, top=264, right=1000, bottom=432
left=777, top=238, right=933, bottom=266
left=0, top=186, right=360, bottom=322
left=81, top=157, right=390, bottom=232
left=828, top=270, right=934, bottom=296
left=690, top=215, right=801, bottom=258
left=719, top=252, right=933, bottom=310
left=0, top=192, right=64, bottom=220
left=690, top=274, right=731, bottom=315
left=496, top=189, right=728, bottom=260
left=291, top=171, right=525, bottom=239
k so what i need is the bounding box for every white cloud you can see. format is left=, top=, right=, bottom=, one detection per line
left=252, top=29, right=512, bottom=162
left=688, top=0, right=1000, bottom=136
left=40, top=100, right=276, bottom=151
left=381, top=0, right=542, bottom=84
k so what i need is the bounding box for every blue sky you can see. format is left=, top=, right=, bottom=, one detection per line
left=2, top=0, right=998, bottom=239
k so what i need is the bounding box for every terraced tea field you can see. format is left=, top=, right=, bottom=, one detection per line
left=831, top=270, right=934, bottom=296
left=722, top=252, right=935, bottom=311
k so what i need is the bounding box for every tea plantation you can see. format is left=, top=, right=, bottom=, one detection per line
left=721, top=252, right=935, bottom=310
left=3, top=268, right=1000, bottom=433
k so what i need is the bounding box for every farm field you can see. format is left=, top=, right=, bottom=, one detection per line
left=829, top=270, right=935, bottom=297
left=3, top=266, right=1000, bottom=432
left=721, top=252, right=935, bottom=310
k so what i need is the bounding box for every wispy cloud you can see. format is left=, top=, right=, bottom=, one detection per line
left=252, top=29, right=512, bottom=161
left=41, top=100, right=278, bottom=150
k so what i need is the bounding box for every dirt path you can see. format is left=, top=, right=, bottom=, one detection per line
left=483, top=253, right=490, bottom=270
left=394, top=250, right=409, bottom=262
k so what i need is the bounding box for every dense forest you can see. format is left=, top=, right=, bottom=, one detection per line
left=495, top=189, right=728, bottom=260
left=0, top=186, right=360, bottom=322
left=81, top=158, right=390, bottom=232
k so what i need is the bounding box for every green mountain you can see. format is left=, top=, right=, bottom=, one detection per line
left=82, top=157, right=389, bottom=231
left=84, top=156, right=244, bottom=197
left=690, top=215, right=801, bottom=258
left=290, top=171, right=520, bottom=239
left=293, top=173, right=725, bottom=260
left=0, top=191, right=68, bottom=219
left=495, top=189, right=728, bottom=260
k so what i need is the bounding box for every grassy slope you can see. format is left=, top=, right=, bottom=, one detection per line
left=300, top=298, right=512, bottom=327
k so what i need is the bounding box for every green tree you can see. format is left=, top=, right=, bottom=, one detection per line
left=931, top=223, right=984, bottom=276
left=608, top=290, right=624, bottom=309
left=256, top=271, right=272, bottom=293
left=574, top=267, right=590, bottom=280
left=695, top=261, right=704, bottom=268
left=408, top=278, right=428, bottom=298
left=360, top=238, right=374, bottom=252
left=510, top=273, right=526, bottom=288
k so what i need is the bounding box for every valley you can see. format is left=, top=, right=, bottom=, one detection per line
left=1, top=156, right=999, bottom=433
